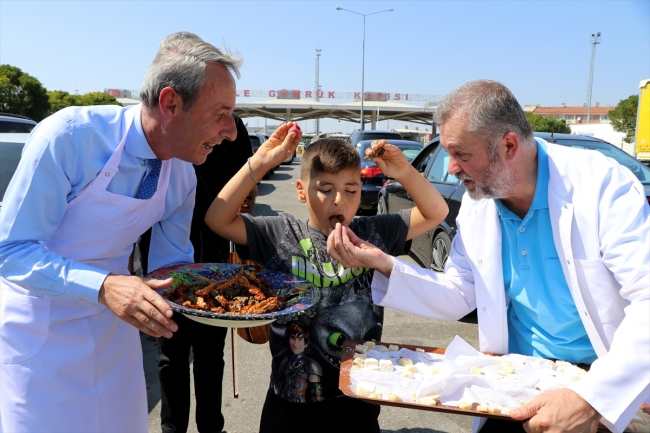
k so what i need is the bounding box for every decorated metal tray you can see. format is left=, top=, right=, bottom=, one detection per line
left=146, top=263, right=320, bottom=328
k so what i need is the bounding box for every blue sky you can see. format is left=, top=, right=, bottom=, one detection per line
left=1, top=0, right=648, bottom=133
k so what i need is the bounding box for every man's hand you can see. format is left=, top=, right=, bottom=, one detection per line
left=98, top=274, right=178, bottom=338
left=327, top=223, right=393, bottom=276
left=509, top=388, right=600, bottom=433
left=365, top=140, right=411, bottom=180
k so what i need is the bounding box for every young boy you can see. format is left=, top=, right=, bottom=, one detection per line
left=205, top=123, right=448, bottom=433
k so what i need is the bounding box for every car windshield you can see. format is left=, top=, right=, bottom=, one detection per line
left=552, top=139, right=650, bottom=185
left=0, top=140, right=25, bottom=202
left=394, top=144, right=424, bottom=162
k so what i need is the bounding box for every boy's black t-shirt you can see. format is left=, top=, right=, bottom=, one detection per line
left=239, top=210, right=411, bottom=402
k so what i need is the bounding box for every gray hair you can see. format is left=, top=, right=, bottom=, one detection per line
left=434, top=80, right=534, bottom=148
left=140, top=31, right=242, bottom=111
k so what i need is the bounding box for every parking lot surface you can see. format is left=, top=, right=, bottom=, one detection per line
left=144, top=155, right=479, bottom=433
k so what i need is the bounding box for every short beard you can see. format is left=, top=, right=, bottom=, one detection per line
left=458, top=141, right=516, bottom=200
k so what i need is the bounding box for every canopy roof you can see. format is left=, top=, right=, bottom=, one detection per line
left=234, top=99, right=437, bottom=127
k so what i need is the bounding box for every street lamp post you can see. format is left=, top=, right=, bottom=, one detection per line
left=585, top=31, right=601, bottom=124
left=336, top=6, right=393, bottom=130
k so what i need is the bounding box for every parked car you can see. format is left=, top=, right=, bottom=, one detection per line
left=347, top=129, right=403, bottom=146
left=0, top=113, right=37, bottom=133
left=378, top=132, right=650, bottom=272
left=355, top=139, right=423, bottom=213
left=0, top=133, right=30, bottom=212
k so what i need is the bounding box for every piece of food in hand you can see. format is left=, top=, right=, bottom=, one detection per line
left=364, top=146, right=386, bottom=160
left=288, top=124, right=301, bottom=135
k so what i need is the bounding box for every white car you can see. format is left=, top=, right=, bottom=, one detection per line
left=0, top=132, right=30, bottom=212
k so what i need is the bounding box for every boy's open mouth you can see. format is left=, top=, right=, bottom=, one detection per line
left=328, top=214, right=345, bottom=227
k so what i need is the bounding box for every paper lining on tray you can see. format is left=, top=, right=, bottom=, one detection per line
left=349, top=335, right=586, bottom=411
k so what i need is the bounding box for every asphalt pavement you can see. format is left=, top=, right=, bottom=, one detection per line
left=143, top=155, right=479, bottom=433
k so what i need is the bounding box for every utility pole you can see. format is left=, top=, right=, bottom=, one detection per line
left=314, top=46, right=322, bottom=138
left=586, top=31, right=601, bottom=124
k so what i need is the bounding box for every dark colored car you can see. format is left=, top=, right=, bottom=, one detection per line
left=347, top=129, right=404, bottom=146
left=356, top=139, right=423, bottom=213
left=378, top=132, right=650, bottom=272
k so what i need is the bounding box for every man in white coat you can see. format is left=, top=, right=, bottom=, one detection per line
left=0, top=32, right=243, bottom=432
left=327, top=80, right=649, bottom=433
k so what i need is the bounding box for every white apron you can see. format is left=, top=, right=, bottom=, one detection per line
left=0, top=110, right=172, bottom=433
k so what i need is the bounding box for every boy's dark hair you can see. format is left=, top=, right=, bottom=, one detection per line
left=300, top=138, right=360, bottom=180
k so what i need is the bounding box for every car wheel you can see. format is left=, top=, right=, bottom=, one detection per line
left=430, top=231, right=450, bottom=272
left=377, top=196, right=388, bottom=215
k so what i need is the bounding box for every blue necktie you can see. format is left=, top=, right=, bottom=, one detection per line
left=136, top=158, right=162, bottom=200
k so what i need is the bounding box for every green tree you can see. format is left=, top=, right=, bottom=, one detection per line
left=79, top=92, right=122, bottom=106
left=608, top=95, right=638, bottom=144
left=47, top=91, right=122, bottom=116
left=526, top=112, right=571, bottom=134
left=47, top=90, right=81, bottom=115
left=0, top=64, right=51, bottom=121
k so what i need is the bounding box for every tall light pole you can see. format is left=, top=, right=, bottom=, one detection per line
left=586, top=31, right=601, bottom=124
left=336, top=6, right=393, bottom=130
left=314, top=46, right=322, bottom=138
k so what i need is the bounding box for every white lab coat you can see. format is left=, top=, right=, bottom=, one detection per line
left=372, top=142, right=650, bottom=433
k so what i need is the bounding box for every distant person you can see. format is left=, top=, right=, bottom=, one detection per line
left=327, top=79, right=650, bottom=433
left=0, top=31, right=241, bottom=432
left=205, top=131, right=449, bottom=433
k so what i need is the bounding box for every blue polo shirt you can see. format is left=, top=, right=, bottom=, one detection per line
left=495, top=140, right=597, bottom=365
